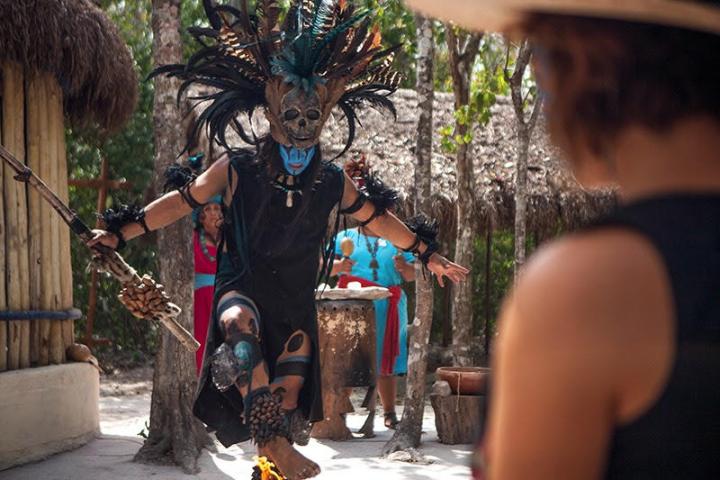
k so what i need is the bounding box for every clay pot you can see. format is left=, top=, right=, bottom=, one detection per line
left=435, top=367, right=490, bottom=395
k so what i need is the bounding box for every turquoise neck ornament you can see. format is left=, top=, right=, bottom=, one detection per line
left=279, top=144, right=316, bottom=176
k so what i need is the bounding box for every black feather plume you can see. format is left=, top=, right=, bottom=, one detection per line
left=100, top=204, right=145, bottom=235
left=405, top=214, right=439, bottom=246
left=163, top=163, right=197, bottom=193
left=362, top=173, right=398, bottom=216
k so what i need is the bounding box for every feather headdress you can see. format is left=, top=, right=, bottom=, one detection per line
left=152, top=0, right=401, bottom=156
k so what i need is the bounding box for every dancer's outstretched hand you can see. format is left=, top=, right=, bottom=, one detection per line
left=427, top=253, right=469, bottom=287
left=86, top=229, right=120, bottom=250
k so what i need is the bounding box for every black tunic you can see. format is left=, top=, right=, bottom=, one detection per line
left=193, top=149, right=344, bottom=447
left=599, top=195, right=720, bottom=479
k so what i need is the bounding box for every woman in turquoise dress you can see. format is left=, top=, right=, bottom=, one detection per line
left=332, top=225, right=415, bottom=429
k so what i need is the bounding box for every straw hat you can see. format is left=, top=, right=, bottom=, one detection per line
left=404, top=0, right=720, bottom=35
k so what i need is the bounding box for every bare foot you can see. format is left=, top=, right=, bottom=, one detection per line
left=259, top=436, right=320, bottom=480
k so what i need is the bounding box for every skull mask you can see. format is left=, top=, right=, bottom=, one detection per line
left=265, top=78, right=347, bottom=150
left=278, top=88, right=322, bottom=149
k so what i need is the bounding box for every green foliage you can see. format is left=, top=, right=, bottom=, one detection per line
left=67, top=0, right=207, bottom=355
left=358, top=0, right=417, bottom=88
left=426, top=230, right=539, bottom=347
left=439, top=35, right=508, bottom=154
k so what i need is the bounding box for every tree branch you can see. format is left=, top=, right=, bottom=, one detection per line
left=527, top=91, right=544, bottom=134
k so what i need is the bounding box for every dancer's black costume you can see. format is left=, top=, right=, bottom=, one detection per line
left=194, top=143, right=344, bottom=446
left=147, top=0, right=427, bottom=449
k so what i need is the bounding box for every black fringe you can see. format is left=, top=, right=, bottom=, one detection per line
left=100, top=204, right=144, bottom=235
left=362, top=173, right=398, bottom=217
left=405, top=214, right=440, bottom=247
left=163, top=163, right=197, bottom=193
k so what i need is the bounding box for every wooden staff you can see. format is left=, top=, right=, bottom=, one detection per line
left=0, top=144, right=200, bottom=352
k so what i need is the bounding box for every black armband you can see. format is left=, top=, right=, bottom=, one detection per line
left=100, top=204, right=147, bottom=250
left=403, top=214, right=440, bottom=266
left=163, top=163, right=207, bottom=209
left=114, top=231, right=127, bottom=251
left=135, top=209, right=151, bottom=234
left=401, top=235, right=421, bottom=254
left=340, top=192, right=368, bottom=215
left=178, top=182, right=205, bottom=209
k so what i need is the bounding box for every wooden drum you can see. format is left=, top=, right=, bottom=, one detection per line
left=312, top=289, right=387, bottom=440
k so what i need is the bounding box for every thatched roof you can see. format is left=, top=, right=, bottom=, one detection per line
left=320, top=89, right=616, bottom=236
left=186, top=87, right=615, bottom=237
left=0, top=0, right=137, bottom=134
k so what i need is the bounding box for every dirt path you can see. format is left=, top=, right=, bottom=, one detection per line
left=4, top=368, right=473, bottom=480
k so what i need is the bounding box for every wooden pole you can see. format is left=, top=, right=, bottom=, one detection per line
left=442, top=282, right=451, bottom=347
left=2, top=62, right=28, bottom=370
left=68, top=178, right=133, bottom=191
left=47, top=78, right=65, bottom=364
left=70, top=158, right=131, bottom=347
left=0, top=64, right=7, bottom=372
left=484, top=227, right=492, bottom=356
left=57, top=97, right=74, bottom=354
left=37, top=74, right=52, bottom=366
left=13, top=70, right=31, bottom=369
left=84, top=157, right=109, bottom=347
left=26, top=71, right=43, bottom=365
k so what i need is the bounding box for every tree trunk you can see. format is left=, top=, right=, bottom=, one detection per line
left=506, top=40, right=543, bottom=283
left=134, top=0, right=211, bottom=473
left=513, top=125, right=529, bottom=282
left=382, top=14, right=434, bottom=455
left=446, top=27, right=482, bottom=366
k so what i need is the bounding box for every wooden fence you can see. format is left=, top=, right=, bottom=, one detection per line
left=1, top=62, right=74, bottom=371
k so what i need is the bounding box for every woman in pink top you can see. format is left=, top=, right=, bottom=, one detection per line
left=193, top=195, right=223, bottom=373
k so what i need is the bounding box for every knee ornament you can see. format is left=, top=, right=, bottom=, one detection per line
left=210, top=333, right=263, bottom=391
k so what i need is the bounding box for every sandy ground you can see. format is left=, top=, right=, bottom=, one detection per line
left=2, top=368, right=472, bottom=480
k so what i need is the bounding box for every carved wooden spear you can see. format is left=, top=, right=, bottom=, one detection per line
left=0, top=144, right=200, bottom=352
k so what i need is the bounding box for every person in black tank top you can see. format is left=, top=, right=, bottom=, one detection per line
left=405, top=1, right=720, bottom=479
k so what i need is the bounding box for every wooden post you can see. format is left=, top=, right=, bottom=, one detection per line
left=2, top=62, right=29, bottom=370
left=0, top=67, right=6, bottom=372
left=47, top=78, right=64, bottom=364
left=483, top=227, right=492, bottom=356
left=87, top=158, right=110, bottom=347
left=442, top=281, right=452, bottom=347
left=27, top=71, right=43, bottom=365
left=55, top=85, right=74, bottom=354
left=69, top=157, right=131, bottom=347
left=37, top=74, right=52, bottom=366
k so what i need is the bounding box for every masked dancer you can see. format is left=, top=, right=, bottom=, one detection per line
left=88, top=1, right=469, bottom=479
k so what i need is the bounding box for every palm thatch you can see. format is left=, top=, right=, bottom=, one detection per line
left=0, top=0, right=137, bottom=134
left=320, top=89, right=616, bottom=238
left=186, top=86, right=616, bottom=238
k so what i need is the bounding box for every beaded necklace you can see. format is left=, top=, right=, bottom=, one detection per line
left=199, top=229, right=217, bottom=263
left=271, top=173, right=302, bottom=208
left=361, top=228, right=380, bottom=281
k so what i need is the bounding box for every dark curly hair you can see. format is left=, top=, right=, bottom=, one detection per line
left=526, top=13, right=720, bottom=159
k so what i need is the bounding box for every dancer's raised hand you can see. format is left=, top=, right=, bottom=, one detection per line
left=427, top=253, right=469, bottom=287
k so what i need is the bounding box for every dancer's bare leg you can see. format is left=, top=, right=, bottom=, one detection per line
left=270, top=330, right=312, bottom=410
left=216, top=292, right=319, bottom=480
left=268, top=331, right=315, bottom=448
